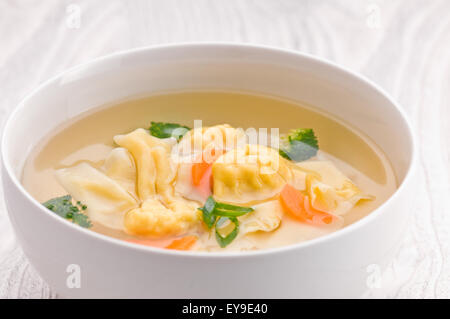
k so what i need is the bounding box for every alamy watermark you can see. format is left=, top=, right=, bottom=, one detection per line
left=66, top=4, right=81, bottom=29
left=66, top=263, right=81, bottom=288
left=170, top=120, right=281, bottom=174
left=366, top=3, right=382, bottom=29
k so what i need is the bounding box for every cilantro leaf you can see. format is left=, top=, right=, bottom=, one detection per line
left=42, top=195, right=92, bottom=228
left=71, top=210, right=92, bottom=228
left=42, top=195, right=74, bottom=218
left=279, top=128, right=319, bottom=162
left=149, top=121, right=190, bottom=141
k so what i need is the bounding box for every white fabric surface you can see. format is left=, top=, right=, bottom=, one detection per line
left=0, top=0, right=449, bottom=298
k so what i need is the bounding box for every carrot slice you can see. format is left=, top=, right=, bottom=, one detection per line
left=279, top=184, right=337, bottom=225
left=192, top=148, right=224, bottom=185
left=191, top=148, right=224, bottom=198
left=197, top=165, right=214, bottom=198
left=166, top=236, right=197, bottom=250
left=192, top=161, right=212, bottom=186
left=279, top=184, right=309, bottom=221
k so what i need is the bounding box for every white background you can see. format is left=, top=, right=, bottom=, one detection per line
left=0, top=0, right=449, bottom=298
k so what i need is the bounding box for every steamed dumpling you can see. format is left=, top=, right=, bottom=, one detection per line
left=296, top=161, right=369, bottom=215
left=57, top=128, right=202, bottom=236
left=239, top=200, right=283, bottom=234
left=114, top=128, right=176, bottom=200
left=113, top=128, right=201, bottom=236
left=124, top=197, right=200, bottom=237
left=212, top=144, right=292, bottom=203
left=173, top=124, right=247, bottom=202
left=104, top=147, right=137, bottom=197
left=55, top=163, right=138, bottom=230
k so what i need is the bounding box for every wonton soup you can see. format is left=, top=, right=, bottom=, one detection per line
left=22, top=91, right=397, bottom=252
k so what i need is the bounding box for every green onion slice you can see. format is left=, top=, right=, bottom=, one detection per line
left=214, top=202, right=254, bottom=217
left=200, top=196, right=217, bottom=229
left=215, top=217, right=239, bottom=248
left=198, top=196, right=254, bottom=247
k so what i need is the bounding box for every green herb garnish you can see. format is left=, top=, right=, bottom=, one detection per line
left=200, top=196, right=218, bottom=229
left=279, top=128, right=319, bottom=162
left=215, top=217, right=239, bottom=248
left=42, top=195, right=92, bottom=228
left=198, top=196, right=253, bottom=247
left=149, top=121, right=190, bottom=141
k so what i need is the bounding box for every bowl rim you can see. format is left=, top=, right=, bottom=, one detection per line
left=1, top=42, right=418, bottom=259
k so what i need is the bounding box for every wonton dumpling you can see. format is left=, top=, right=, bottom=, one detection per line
left=239, top=200, right=283, bottom=234
left=55, top=163, right=138, bottom=230
left=289, top=166, right=308, bottom=191
left=104, top=147, right=137, bottom=197
left=212, top=144, right=292, bottom=203
left=112, top=128, right=201, bottom=236
left=124, top=197, right=200, bottom=237
left=114, top=128, right=177, bottom=200
left=296, top=161, right=368, bottom=215
left=174, top=124, right=247, bottom=202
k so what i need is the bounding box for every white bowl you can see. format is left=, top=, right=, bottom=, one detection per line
left=1, top=43, right=417, bottom=298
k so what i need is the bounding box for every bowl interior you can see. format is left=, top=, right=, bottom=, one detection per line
left=3, top=44, right=414, bottom=205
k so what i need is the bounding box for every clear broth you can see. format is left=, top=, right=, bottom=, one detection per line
left=22, top=91, right=397, bottom=250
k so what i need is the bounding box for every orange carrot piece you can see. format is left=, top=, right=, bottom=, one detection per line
left=192, top=148, right=224, bottom=186
left=196, top=165, right=213, bottom=198
left=192, top=161, right=212, bottom=186
left=166, top=236, right=197, bottom=250
left=279, top=184, right=309, bottom=221
left=191, top=148, right=224, bottom=199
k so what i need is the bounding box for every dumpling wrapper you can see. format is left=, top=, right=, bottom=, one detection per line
left=124, top=197, right=200, bottom=237
left=114, top=128, right=177, bottom=200
left=174, top=124, right=247, bottom=202
left=174, top=161, right=209, bottom=203
left=104, top=147, right=137, bottom=197
left=239, top=200, right=283, bottom=234
left=212, top=144, right=293, bottom=203
left=56, top=128, right=201, bottom=236
left=114, top=128, right=201, bottom=236
left=55, top=162, right=138, bottom=230
left=296, top=161, right=371, bottom=215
